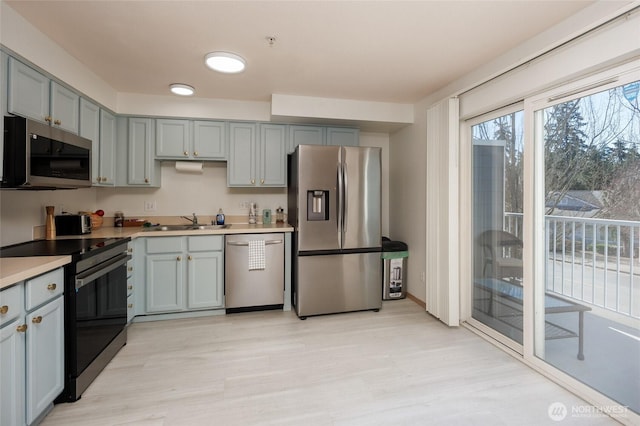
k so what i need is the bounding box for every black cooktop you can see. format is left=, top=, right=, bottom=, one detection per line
left=0, top=237, right=128, bottom=258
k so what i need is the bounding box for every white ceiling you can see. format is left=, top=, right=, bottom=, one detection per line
left=6, top=1, right=594, bottom=105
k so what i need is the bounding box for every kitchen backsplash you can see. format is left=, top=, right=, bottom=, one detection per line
left=0, top=162, right=286, bottom=246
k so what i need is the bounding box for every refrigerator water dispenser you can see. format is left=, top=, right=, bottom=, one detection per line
left=307, top=190, right=329, bottom=221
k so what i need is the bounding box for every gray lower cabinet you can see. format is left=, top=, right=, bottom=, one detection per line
left=144, top=236, right=224, bottom=314
left=0, top=267, right=64, bottom=426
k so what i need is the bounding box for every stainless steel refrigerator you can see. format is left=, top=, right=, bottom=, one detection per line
left=288, top=144, right=382, bottom=318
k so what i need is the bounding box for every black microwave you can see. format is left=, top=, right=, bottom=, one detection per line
left=2, top=116, right=92, bottom=189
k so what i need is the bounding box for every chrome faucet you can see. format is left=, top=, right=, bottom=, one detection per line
left=181, top=213, right=198, bottom=225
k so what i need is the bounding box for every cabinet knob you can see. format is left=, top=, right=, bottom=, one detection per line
left=47, top=283, right=57, bottom=291
left=128, top=285, right=133, bottom=290
left=261, top=179, right=265, bottom=185
left=128, top=248, right=133, bottom=253
left=128, top=266, right=133, bottom=272
left=0, top=305, right=8, bottom=315
left=144, top=178, right=149, bottom=183
left=251, top=179, right=255, bottom=185
left=32, top=316, right=43, bottom=324
left=188, top=255, right=192, bottom=261
left=44, top=116, right=52, bottom=123
left=17, top=324, right=27, bottom=333
left=127, top=304, right=133, bottom=309
left=184, top=151, right=189, bottom=156
left=177, top=256, right=182, bottom=261
left=193, top=151, right=199, bottom=157
left=54, top=119, right=61, bottom=125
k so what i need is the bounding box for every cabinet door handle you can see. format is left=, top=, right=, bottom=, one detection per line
left=44, top=116, right=52, bottom=123
left=251, top=179, right=255, bottom=185
left=261, top=179, right=264, bottom=184
left=144, top=178, right=149, bottom=183
left=184, top=151, right=189, bottom=156
left=32, top=316, right=43, bottom=324
left=47, top=283, right=57, bottom=291
left=17, top=324, right=27, bottom=333
left=128, top=266, right=133, bottom=272
left=177, top=256, right=182, bottom=261
left=128, top=285, right=133, bottom=290
left=54, top=119, right=61, bottom=125
left=128, top=248, right=133, bottom=253
left=127, top=304, right=133, bottom=309
left=193, top=151, right=199, bottom=157
left=0, top=305, right=8, bottom=315
left=188, top=255, right=192, bottom=261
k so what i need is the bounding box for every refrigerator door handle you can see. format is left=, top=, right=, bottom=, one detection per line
left=337, top=160, right=344, bottom=248
left=342, top=161, right=348, bottom=236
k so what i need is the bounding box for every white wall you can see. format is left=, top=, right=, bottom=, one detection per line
left=0, top=188, right=97, bottom=245
left=388, top=1, right=639, bottom=305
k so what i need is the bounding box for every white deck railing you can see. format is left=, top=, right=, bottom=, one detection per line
left=504, top=212, right=640, bottom=319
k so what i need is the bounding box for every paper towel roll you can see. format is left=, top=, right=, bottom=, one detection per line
left=175, top=161, right=203, bottom=173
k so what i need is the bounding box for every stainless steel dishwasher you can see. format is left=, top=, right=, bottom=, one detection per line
left=225, top=233, right=285, bottom=310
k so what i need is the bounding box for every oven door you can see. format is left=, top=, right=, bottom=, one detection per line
left=72, top=252, right=129, bottom=378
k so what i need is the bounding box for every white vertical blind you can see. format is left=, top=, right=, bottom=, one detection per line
left=425, top=97, right=460, bottom=326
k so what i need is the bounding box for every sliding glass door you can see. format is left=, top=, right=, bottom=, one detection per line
left=532, top=72, right=640, bottom=414
left=470, top=107, right=525, bottom=348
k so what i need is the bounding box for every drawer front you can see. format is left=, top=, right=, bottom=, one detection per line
left=146, top=237, right=184, bottom=254
left=25, top=268, right=64, bottom=311
left=0, top=284, right=23, bottom=327
left=187, top=235, right=223, bottom=252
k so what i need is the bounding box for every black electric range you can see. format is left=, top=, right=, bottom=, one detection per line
left=0, top=237, right=128, bottom=259
left=1, top=236, right=131, bottom=403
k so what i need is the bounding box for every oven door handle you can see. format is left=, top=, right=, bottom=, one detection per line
left=75, top=253, right=131, bottom=290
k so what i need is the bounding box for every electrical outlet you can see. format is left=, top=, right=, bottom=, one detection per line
left=144, top=200, right=157, bottom=212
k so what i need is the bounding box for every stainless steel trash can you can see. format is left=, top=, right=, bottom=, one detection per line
left=382, top=238, right=408, bottom=300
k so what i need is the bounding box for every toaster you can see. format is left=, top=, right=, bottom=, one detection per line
left=55, top=214, right=92, bottom=235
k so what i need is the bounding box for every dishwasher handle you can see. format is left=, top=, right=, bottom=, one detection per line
left=226, top=239, right=283, bottom=247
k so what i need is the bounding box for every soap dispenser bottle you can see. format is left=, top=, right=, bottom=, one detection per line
left=216, top=208, right=225, bottom=225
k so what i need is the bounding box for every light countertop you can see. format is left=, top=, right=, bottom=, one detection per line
left=1, top=256, right=71, bottom=290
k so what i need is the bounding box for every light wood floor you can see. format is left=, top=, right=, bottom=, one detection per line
left=42, top=299, right=616, bottom=426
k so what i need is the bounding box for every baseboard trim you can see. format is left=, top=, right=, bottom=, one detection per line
left=406, top=292, right=426, bottom=309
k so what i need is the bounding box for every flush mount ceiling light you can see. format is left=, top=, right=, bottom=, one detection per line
left=169, top=84, right=195, bottom=96
left=204, top=51, right=246, bottom=74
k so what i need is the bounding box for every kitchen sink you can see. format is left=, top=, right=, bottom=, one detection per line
left=143, top=224, right=231, bottom=231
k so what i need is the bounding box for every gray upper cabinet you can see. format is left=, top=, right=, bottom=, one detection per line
left=193, top=120, right=226, bottom=160
left=326, top=127, right=359, bottom=147
left=289, top=125, right=324, bottom=153
left=156, top=119, right=226, bottom=160
left=7, top=57, right=79, bottom=134
left=98, top=110, right=117, bottom=186
left=259, top=124, right=287, bottom=186
left=227, top=123, right=287, bottom=187
left=227, top=122, right=256, bottom=186
left=81, top=101, right=116, bottom=186
left=125, top=117, right=160, bottom=187
left=155, top=119, right=191, bottom=159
